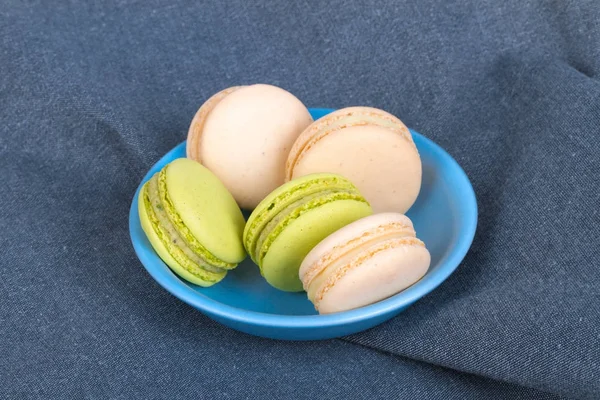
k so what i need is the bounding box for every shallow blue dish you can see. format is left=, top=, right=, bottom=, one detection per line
left=129, top=108, right=477, bottom=340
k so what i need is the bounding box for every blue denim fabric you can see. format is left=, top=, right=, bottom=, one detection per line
left=1, top=1, right=598, bottom=398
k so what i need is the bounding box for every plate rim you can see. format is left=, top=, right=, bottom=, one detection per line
left=129, top=108, right=478, bottom=330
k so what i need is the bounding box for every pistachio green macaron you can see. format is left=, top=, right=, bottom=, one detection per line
left=243, top=173, right=373, bottom=292
left=138, top=158, right=246, bottom=287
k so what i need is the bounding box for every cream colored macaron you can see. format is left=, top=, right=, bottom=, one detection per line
left=187, top=84, right=313, bottom=209
left=299, top=213, right=430, bottom=314
left=285, top=107, right=422, bottom=214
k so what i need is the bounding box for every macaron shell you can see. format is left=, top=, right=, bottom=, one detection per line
left=138, top=185, right=225, bottom=287
left=164, top=158, right=246, bottom=264
left=299, top=212, right=415, bottom=282
left=316, top=243, right=430, bottom=314
left=198, top=84, right=313, bottom=209
left=186, top=86, right=244, bottom=161
left=286, top=106, right=414, bottom=180
left=261, top=199, right=373, bottom=292
left=290, top=125, right=422, bottom=214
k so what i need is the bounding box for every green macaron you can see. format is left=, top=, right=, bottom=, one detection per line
left=243, top=173, right=373, bottom=292
left=138, top=158, right=246, bottom=286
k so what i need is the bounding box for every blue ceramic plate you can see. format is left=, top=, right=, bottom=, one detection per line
left=129, top=108, right=477, bottom=340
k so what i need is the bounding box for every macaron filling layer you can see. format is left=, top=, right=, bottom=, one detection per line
left=307, top=236, right=426, bottom=308
left=244, top=175, right=360, bottom=261
left=143, top=173, right=232, bottom=282
left=254, top=190, right=368, bottom=267
left=287, top=111, right=415, bottom=179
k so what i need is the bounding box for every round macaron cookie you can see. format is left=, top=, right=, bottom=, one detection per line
left=299, top=213, right=430, bottom=314
left=138, top=158, right=246, bottom=287
left=243, top=173, right=373, bottom=292
left=285, top=107, right=422, bottom=214
left=186, top=84, right=313, bottom=210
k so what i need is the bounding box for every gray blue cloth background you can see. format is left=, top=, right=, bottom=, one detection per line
left=2, top=1, right=599, bottom=399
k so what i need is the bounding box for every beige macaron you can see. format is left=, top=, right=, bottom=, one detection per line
left=186, top=84, right=313, bottom=209
left=285, top=107, right=422, bottom=214
left=299, top=213, right=430, bottom=314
